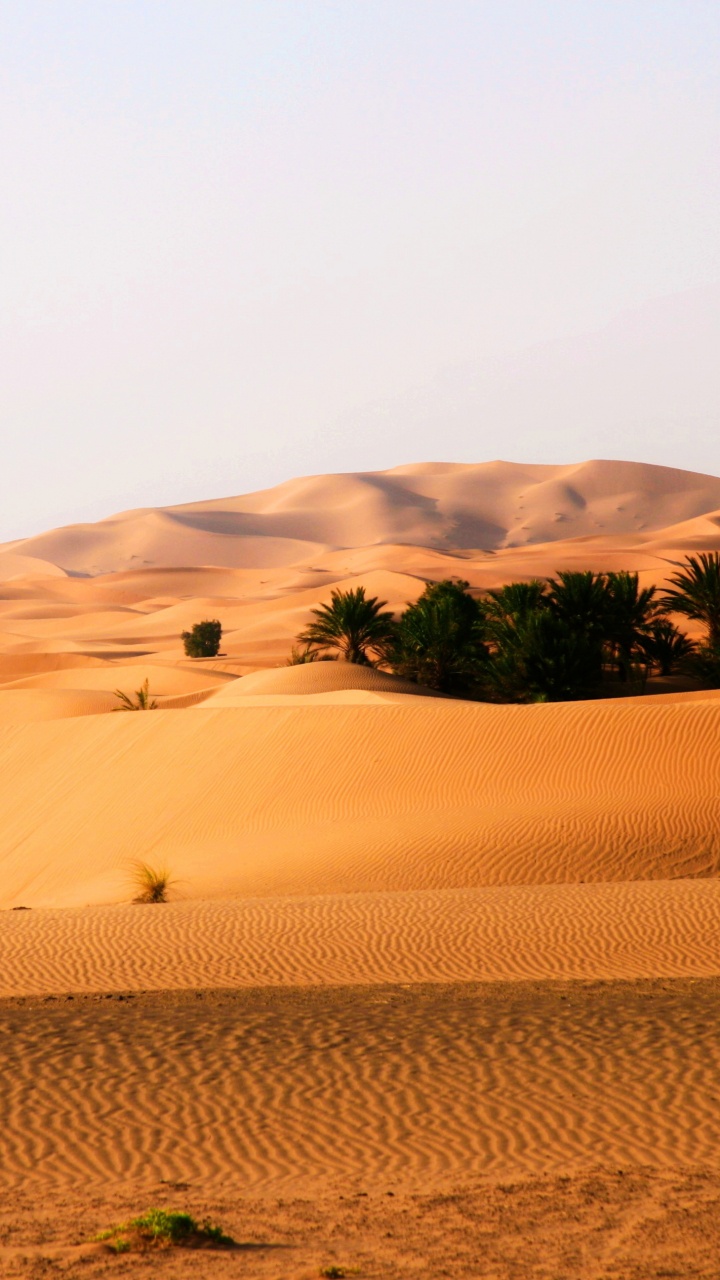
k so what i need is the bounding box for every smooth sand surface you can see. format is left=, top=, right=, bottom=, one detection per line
left=2, top=459, right=720, bottom=1275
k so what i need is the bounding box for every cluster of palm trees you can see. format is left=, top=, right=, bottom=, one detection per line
left=292, top=552, right=720, bottom=702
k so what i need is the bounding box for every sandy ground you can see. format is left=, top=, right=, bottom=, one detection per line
left=1, top=694, right=720, bottom=909
left=2, top=459, right=720, bottom=1274
left=2, top=981, right=720, bottom=1277
left=4, top=880, right=720, bottom=995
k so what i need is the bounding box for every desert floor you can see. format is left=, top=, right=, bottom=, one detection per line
left=4, top=980, right=720, bottom=1278
left=2, top=459, right=720, bottom=1275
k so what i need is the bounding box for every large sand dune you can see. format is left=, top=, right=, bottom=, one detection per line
left=6, top=458, right=720, bottom=577
left=0, top=694, right=718, bottom=909
left=1, top=458, right=718, bottom=669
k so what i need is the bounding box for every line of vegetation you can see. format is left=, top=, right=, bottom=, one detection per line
left=290, top=552, right=720, bottom=702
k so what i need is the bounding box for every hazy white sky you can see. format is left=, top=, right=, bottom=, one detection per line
left=1, top=0, right=719, bottom=540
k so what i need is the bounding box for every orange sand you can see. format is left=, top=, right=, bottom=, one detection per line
left=2, top=459, right=720, bottom=1275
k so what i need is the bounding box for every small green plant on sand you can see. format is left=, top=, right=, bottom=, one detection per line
left=182, top=619, right=223, bottom=658
left=320, top=1267, right=348, bottom=1279
left=107, top=1236, right=130, bottom=1254
left=95, top=1208, right=234, bottom=1252
left=113, top=678, right=158, bottom=711
left=130, top=861, right=176, bottom=904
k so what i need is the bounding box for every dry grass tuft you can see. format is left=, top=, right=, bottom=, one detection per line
left=130, top=861, right=176, bottom=904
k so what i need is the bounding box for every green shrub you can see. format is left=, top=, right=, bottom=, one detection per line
left=95, top=1208, right=234, bottom=1251
left=182, top=619, right=222, bottom=658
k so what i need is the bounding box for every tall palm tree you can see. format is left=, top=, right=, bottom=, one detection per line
left=391, top=580, right=486, bottom=692
left=604, top=571, right=660, bottom=680
left=299, top=586, right=397, bottom=665
left=485, top=609, right=604, bottom=702
left=484, top=580, right=547, bottom=628
left=660, top=553, right=720, bottom=649
left=547, top=571, right=609, bottom=636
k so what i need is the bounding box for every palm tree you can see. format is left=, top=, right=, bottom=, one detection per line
left=285, top=644, right=322, bottom=665
left=547, top=571, right=609, bottom=635
left=298, top=586, right=397, bottom=665
left=660, top=553, right=720, bottom=649
left=113, top=678, right=157, bottom=710
left=641, top=620, right=696, bottom=676
left=485, top=608, right=604, bottom=702
left=391, top=580, right=487, bottom=692
left=484, top=580, right=547, bottom=628
left=604, top=571, right=660, bottom=681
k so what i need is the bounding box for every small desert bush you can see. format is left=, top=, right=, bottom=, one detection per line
left=113, top=678, right=157, bottom=710
left=286, top=644, right=321, bottom=665
left=182, top=619, right=223, bottom=658
left=130, top=861, right=176, bottom=904
left=95, top=1208, right=234, bottom=1252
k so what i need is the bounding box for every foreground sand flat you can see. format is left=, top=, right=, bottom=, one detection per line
left=3, top=980, right=720, bottom=1196
left=4, top=1167, right=720, bottom=1279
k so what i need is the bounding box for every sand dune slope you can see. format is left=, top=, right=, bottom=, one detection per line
left=207, top=660, right=444, bottom=701
left=0, top=689, right=119, bottom=721
left=0, top=696, right=718, bottom=908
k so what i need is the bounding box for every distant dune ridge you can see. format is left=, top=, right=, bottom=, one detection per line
left=1, top=457, right=719, bottom=670
left=4, top=458, right=720, bottom=579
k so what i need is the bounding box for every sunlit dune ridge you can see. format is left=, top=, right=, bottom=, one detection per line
left=5, top=458, right=720, bottom=578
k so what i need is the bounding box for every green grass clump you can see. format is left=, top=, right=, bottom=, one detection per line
left=95, top=1208, right=234, bottom=1252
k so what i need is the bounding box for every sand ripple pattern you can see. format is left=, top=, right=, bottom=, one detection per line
left=1, top=698, right=720, bottom=907
left=2, top=981, right=720, bottom=1193
left=2, top=880, right=720, bottom=997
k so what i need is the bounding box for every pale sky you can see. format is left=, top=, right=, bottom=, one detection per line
left=1, top=1, right=719, bottom=541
